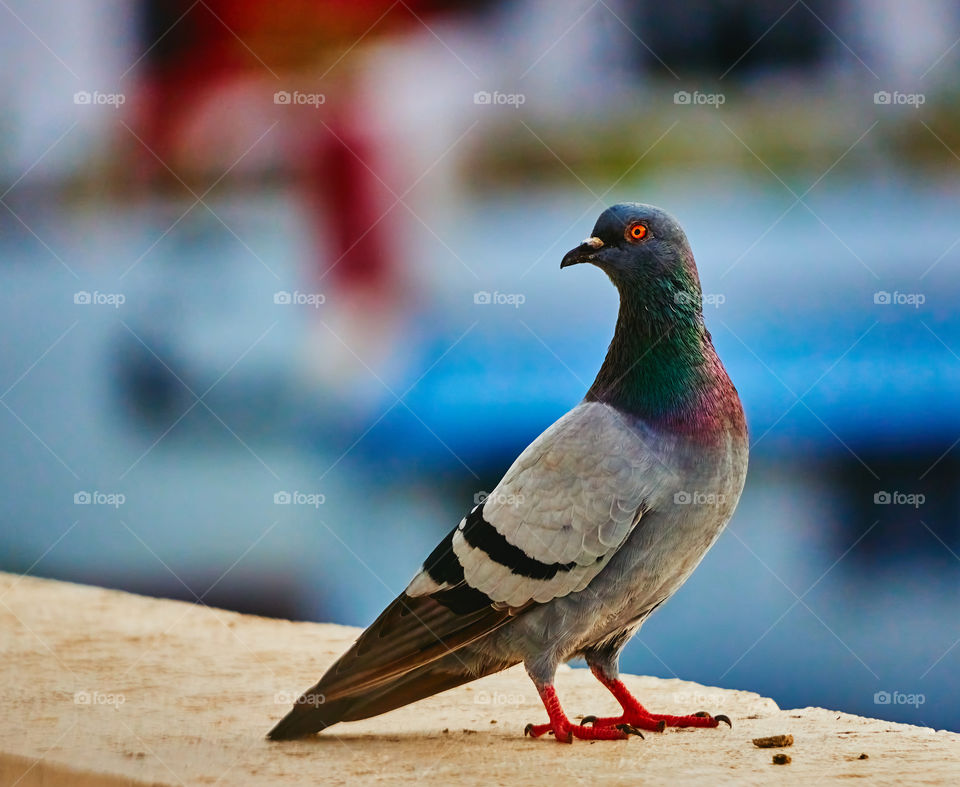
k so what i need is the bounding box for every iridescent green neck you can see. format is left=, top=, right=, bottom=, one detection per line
left=585, top=288, right=721, bottom=423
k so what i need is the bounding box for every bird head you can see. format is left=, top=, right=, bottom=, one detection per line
left=561, top=203, right=703, bottom=313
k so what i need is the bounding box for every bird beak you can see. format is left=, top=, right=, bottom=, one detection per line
left=560, top=237, right=604, bottom=268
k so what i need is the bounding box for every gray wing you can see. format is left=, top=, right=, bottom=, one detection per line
left=407, top=401, right=670, bottom=608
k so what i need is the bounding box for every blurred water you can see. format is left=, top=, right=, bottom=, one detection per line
left=1, top=175, right=957, bottom=732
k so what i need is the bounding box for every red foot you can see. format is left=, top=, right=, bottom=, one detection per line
left=586, top=668, right=732, bottom=732
left=524, top=685, right=643, bottom=743
left=582, top=709, right=725, bottom=731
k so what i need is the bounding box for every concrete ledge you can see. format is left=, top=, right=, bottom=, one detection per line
left=1, top=572, right=957, bottom=786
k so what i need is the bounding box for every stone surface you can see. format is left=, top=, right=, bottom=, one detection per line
left=1, top=572, right=957, bottom=786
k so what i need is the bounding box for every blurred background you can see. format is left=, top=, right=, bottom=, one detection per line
left=1, top=0, right=958, bottom=733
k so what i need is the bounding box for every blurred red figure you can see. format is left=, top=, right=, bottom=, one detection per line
left=131, top=0, right=459, bottom=304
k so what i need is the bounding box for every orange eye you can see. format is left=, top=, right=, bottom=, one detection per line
left=627, top=223, right=647, bottom=242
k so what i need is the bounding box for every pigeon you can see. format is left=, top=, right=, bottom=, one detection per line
left=268, top=203, right=748, bottom=743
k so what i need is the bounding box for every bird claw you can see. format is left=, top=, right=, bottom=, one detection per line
left=581, top=715, right=598, bottom=726
left=693, top=710, right=731, bottom=727
left=525, top=722, right=563, bottom=740
left=615, top=724, right=645, bottom=739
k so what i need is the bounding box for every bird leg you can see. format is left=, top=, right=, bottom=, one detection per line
left=580, top=666, right=732, bottom=732
left=524, top=684, right=644, bottom=742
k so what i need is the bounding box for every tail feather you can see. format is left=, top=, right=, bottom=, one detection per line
left=267, top=659, right=514, bottom=740
left=266, top=693, right=357, bottom=741
left=267, top=583, right=522, bottom=740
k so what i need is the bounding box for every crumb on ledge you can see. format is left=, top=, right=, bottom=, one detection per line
left=753, top=734, right=794, bottom=748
